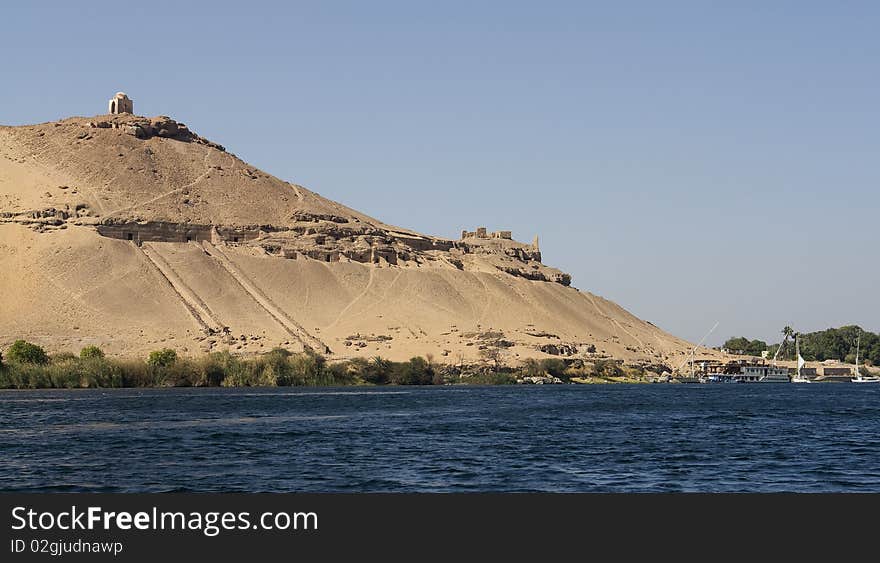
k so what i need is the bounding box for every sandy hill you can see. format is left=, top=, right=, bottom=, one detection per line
left=0, top=110, right=713, bottom=366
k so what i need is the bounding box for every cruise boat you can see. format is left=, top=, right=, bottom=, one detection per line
left=742, top=364, right=791, bottom=383
left=704, top=364, right=790, bottom=383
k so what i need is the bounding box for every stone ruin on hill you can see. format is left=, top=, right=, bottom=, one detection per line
left=461, top=227, right=512, bottom=240
left=94, top=91, right=225, bottom=150
left=108, top=92, right=133, bottom=114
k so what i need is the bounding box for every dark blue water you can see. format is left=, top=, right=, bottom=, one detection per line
left=2, top=385, right=880, bottom=492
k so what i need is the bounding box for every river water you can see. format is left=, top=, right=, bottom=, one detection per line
left=2, top=385, right=879, bottom=492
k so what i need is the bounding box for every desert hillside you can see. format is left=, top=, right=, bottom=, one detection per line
left=0, top=109, right=713, bottom=366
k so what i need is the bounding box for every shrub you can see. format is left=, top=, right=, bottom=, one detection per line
left=324, top=361, right=359, bottom=385
left=361, top=356, right=391, bottom=385
left=390, top=357, right=434, bottom=385
left=147, top=348, right=177, bottom=369
left=261, top=348, right=294, bottom=386
left=78, top=357, right=123, bottom=388
left=192, top=352, right=233, bottom=387
left=206, top=351, right=256, bottom=387
left=541, top=358, right=568, bottom=378
left=593, top=359, right=624, bottom=378
left=155, top=358, right=196, bottom=387
left=80, top=346, right=105, bottom=359
left=50, top=351, right=78, bottom=362
left=2, top=362, right=50, bottom=388
left=287, top=351, right=326, bottom=386
left=522, top=358, right=544, bottom=378
left=461, top=371, right=517, bottom=385
left=114, top=359, right=153, bottom=387
left=0, top=354, right=122, bottom=389
left=6, top=340, right=49, bottom=364
left=432, top=369, right=447, bottom=386
left=338, top=357, right=370, bottom=383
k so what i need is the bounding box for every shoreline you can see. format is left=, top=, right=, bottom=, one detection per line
left=5, top=340, right=869, bottom=390
left=0, top=341, right=656, bottom=389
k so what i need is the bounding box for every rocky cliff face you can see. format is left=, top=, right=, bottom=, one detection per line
left=1, top=114, right=572, bottom=286
left=0, top=113, right=702, bottom=365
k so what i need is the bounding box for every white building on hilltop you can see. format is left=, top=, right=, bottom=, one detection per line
left=108, top=92, right=133, bottom=114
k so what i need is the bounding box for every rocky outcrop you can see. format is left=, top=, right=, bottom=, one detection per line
left=500, top=266, right=571, bottom=286
left=89, top=115, right=225, bottom=151
left=0, top=204, right=94, bottom=231
left=292, top=211, right=351, bottom=224
left=518, top=375, right=564, bottom=384
left=538, top=343, right=579, bottom=356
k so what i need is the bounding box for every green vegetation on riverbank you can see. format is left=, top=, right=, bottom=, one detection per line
left=0, top=341, right=655, bottom=389
left=723, top=326, right=879, bottom=366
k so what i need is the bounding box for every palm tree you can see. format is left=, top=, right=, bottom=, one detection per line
left=776, top=326, right=795, bottom=361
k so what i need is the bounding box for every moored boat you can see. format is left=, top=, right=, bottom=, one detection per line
left=851, top=332, right=880, bottom=383
left=791, top=335, right=811, bottom=383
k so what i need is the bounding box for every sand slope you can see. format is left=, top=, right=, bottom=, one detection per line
left=0, top=114, right=710, bottom=366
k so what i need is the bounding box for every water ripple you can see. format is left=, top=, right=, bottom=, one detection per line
left=1, top=385, right=879, bottom=492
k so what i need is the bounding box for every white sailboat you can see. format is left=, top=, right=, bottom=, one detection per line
left=790, top=334, right=811, bottom=383
left=851, top=332, right=880, bottom=383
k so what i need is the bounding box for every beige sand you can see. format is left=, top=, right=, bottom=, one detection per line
left=0, top=114, right=717, bottom=366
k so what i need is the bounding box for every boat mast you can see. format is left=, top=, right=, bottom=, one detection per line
left=772, top=333, right=787, bottom=366
left=676, top=321, right=719, bottom=378
left=855, top=332, right=861, bottom=380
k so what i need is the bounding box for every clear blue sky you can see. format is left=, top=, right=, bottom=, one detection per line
left=3, top=1, right=878, bottom=345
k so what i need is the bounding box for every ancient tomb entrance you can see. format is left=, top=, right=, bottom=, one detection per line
left=96, top=222, right=259, bottom=245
